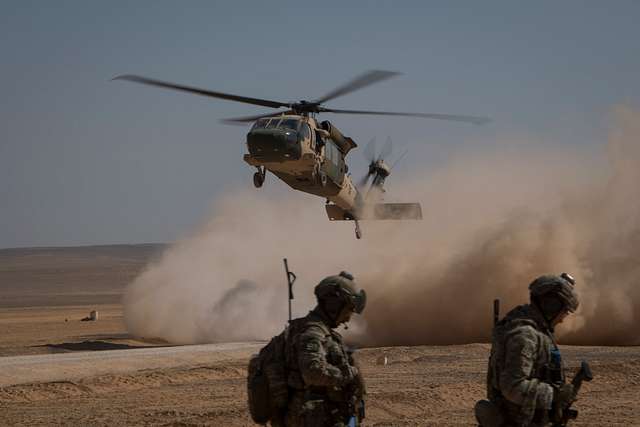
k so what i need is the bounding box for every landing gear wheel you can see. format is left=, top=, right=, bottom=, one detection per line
left=253, top=171, right=264, bottom=188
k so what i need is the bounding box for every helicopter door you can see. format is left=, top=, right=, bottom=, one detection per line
left=323, top=141, right=345, bottom=184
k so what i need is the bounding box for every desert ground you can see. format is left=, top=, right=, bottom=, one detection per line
left=1, top=245, right=639, bottom=426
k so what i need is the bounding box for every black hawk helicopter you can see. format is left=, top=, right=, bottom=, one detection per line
left=115, top=70, right=489, bottom=239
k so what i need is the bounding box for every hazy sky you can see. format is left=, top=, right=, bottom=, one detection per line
left=1, top=1, right=639, bottom=248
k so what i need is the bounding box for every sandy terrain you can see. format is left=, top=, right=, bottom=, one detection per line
left=0, top=245, right=164, bottom=358
left=1, top=335, right=638, bottom=426
left=0, top=245, right=164, bottom=308
left=1, top=245, right=639, bottom=426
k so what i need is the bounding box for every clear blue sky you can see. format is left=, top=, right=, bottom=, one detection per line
left=1, top=1, right=639, bottom=248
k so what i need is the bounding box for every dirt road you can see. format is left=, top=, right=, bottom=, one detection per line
left=1, top=342, right=639, bottom=426
left=0, top=342, right=262, bottom=387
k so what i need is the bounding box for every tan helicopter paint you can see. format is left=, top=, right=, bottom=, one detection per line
left=243, top=115, right=359, bottom=214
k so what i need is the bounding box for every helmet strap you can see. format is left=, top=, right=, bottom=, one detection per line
left=319, top=298, right=346, bottom=328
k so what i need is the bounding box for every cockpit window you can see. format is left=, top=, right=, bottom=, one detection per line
left=279, top=119, right=300, bottom=131
left=252, top=117, right=299, bottom=130
left=252, top=118, right=269, bottom=130
left=267, top=118, right=281, bottom=128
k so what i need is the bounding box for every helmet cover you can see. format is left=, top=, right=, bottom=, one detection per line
left=314, top=271, right=366, bottom=314
left=529, top=273, right=579, bottom=312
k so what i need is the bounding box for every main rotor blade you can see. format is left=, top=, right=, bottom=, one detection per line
left=314, top=70, right=401, bottom=104
left=113, top=75, right=289, bottom=109
left=320, top=108, right=491, bottom=125
left=221, top=110, right=294, bottom=124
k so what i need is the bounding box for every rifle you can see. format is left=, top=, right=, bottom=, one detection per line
left=283, top=258, right=296, bottom=323
left=553, top=360, right=593, bottom=426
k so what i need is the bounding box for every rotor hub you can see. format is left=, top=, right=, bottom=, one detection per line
left=369, top=160, right=390, bottom=178
left=290, top=100, right=321, bottom=115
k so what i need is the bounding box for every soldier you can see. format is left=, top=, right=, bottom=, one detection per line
left=280, top=271, right=367, bottom=427
left=475, top=273, right=580, bottom=427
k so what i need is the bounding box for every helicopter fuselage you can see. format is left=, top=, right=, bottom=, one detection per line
left=243, top=114, right=360, bottom=215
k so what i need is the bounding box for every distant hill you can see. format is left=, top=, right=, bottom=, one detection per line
left=0, top=244, right=167, bottom=308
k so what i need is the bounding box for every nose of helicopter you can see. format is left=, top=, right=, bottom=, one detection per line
left=246, top=129, right=301, bottom=162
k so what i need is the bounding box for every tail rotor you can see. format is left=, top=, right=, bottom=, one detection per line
left=357, top=136, right=398, bottom=196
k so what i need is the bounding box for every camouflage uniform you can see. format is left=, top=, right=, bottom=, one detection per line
left=479, top=274, right=579, bottom=427
left=275, top=272, right=366, bottom=427
left=486, top=304, right=558, bottom=426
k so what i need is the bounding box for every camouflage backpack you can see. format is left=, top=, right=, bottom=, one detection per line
left=247, top=331, right=289, bottom=424
left=247, top=317, right=332, bottom=424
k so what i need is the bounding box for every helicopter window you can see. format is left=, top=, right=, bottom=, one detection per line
left=299, top=123, right=311, bottom=140
left=325, top=141, right=338, bottom=162
left=279, top=119, right=300, bottom=131
left=266, top=118, right=281, bottom=128
left=252, top=118, right=269, bottom=129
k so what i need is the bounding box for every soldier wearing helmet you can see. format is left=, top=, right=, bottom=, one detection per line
left=276, top=271, right=366, bottom=427
left=475, top=273, right=580, bottom=427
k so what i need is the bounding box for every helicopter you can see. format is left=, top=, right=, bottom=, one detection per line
left=114, top=70, right=489, bottom=239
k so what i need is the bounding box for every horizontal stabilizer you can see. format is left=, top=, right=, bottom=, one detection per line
left=326, top=204, right=355, bottom=221
left=372, top=203, right=422, bottom=220
left=325, top=203, right=422, bottom=221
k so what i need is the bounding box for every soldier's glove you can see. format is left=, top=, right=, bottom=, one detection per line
left=551, top=383, right=575, bottom=422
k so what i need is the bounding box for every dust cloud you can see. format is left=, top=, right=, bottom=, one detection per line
left=124, top=106, right=640, bottom=346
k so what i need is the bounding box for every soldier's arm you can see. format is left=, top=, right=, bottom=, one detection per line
left=349, top=352, right=366, bottom=397
left=298, top=325, right=350, bottom=387
left=499, top=327, right=554, bottom=410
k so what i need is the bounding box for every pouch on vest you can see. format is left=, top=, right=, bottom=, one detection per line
left=548, top=346, right=564, bottom=385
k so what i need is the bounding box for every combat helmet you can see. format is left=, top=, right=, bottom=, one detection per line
left=529, top=273, right=579, bottom=318
left=315, top=271, right=366, bottom=315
